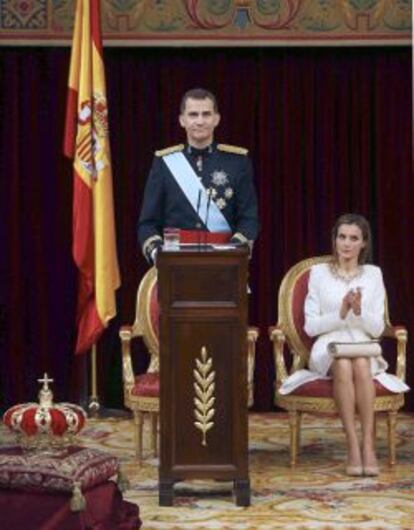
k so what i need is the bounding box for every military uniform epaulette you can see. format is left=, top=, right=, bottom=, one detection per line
left=155, top=144, right=185, bottom=157
left=217, top=144, right=248, bottom=155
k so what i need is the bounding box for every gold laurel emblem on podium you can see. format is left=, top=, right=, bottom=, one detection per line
left=193, top=346, right=216, bottom=446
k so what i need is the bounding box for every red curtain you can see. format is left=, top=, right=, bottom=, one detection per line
left=0, top=46, right=412, bottom=411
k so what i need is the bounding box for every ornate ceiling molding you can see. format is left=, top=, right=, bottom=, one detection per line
left=0, top=0, right=411, bottom=46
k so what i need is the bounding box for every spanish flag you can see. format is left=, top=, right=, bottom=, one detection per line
left=63, top=0, right=120, bottom=354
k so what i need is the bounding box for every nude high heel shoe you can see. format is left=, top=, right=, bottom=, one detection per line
left=363, top=465, right=379, bottom=476
left=346, top=465, right=363, bottom=476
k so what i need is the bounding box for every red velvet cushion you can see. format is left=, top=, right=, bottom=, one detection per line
left=131, top=373, right=160, bottom=397
left=291, top=379, right=395, bottom=398
left=0, top=446, right=119, bottom=494
left=291, top=269, right=314, bottom=352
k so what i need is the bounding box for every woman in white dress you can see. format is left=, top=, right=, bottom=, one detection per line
left=279, top=213, right=409, bottom=476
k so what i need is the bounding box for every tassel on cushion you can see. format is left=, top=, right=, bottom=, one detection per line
left=117, top=467, right=130, bottom=492
left=70, top=481, right=86, bottom=511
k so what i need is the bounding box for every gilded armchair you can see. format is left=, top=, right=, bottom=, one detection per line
left=120, top=267, right=159, bottom=464
left=120, top=266, right=259, bottom=463
left=269, top=255, right=407, bottom=467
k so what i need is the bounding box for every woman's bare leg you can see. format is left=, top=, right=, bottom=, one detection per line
left=353, top=357, right=377, bottom=471
left=333, top=359, right=362, bottom=469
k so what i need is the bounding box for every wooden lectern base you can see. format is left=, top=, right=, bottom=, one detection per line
left=157, top=247, right=251, bottom=507
left=158, top=479, right=251, bottom=507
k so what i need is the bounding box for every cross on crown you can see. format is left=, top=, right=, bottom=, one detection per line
left=37, top=373, right=54, bottom=408
left=38, top=373, right=54, bottom=390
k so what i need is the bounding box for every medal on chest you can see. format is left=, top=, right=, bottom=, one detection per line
left=209, top=170, right=233, bottom=210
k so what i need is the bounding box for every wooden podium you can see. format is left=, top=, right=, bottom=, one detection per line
left=157, top=246, right=250, bottom=507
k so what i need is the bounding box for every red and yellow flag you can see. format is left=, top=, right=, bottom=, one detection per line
left=63, top=0, right=120, bottom=354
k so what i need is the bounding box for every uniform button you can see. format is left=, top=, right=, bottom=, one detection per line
left=196, top=222, right=201, bottom=228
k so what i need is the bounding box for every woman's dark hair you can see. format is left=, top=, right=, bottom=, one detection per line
left=331, top=213, right=372, bottom=264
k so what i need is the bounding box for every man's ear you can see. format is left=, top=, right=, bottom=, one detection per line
left=179, top=114, right=185, bottom=128
left=214, top=113, right=221, bottom=127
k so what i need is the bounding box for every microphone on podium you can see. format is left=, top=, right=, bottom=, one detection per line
left=204, top=189, right=212, bottom=246
left=196, top=189, right=202, bottom=248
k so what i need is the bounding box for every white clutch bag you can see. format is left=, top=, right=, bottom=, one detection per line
left=328, top=341, right=382, bottom=358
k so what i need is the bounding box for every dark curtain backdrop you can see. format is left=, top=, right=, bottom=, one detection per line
left=0, top=46, right=412, bottom=412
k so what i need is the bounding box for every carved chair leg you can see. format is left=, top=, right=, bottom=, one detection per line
left=289, top=411, right=300, bottom=467
left=133, top=410, right=143, bottom=464
left=247, top=339, right=255, bottom=409
left=151, top=412, right=158, bottom=457
left=247, top=381, right=253, bottom=409
left=296, top=411, right=303, bottom=454
left=387, top=411, right=398, bottom=466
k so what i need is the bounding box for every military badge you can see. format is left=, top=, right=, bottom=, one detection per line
left=211, top=170, right=228, bottom=187
left=224, top=187, right=234, bottom=199
left=216, top=198, right=227, bottom=210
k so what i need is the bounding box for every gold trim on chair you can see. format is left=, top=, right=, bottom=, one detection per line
left=247, top=327, right=259, bottom=408
left=120, top=266, right=160, bottom=464
left=133, top=266, right=159, bottom=372
left=278, top=255, right=331, bottom=371
left=269, top=255, right=408, bottom=467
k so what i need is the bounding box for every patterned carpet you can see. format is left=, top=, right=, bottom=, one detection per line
left=2, top=412, right=414, bottom=529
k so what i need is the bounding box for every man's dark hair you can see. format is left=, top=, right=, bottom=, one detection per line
left=180, top=88, right=218, bottom=114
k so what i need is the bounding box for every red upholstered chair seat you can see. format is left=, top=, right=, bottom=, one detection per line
left=291, top=378, right=394, bottom=398
left=131, top=373, right=160, bottom=397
